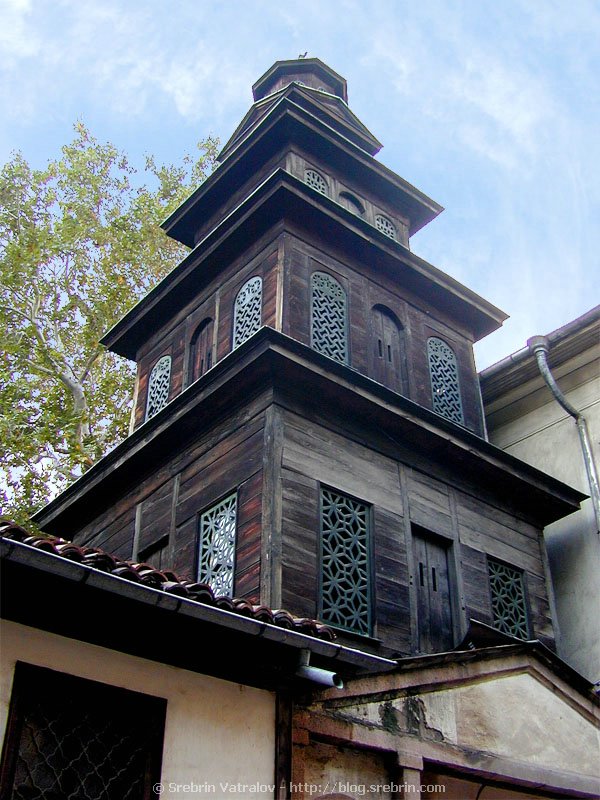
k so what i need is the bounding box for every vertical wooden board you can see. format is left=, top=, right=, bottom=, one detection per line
left=262, top=249, right=279, bottom=328
left=285, top=246, right=310, bottom=344
left=459, top=543, right=493, bottom=625
left=171, top=516, right=198, bottom=581
left=138, top=478, right=174, bottom=554
left=347, top=272, right=369, bottom=375
left=281, top=471, right=319, bottom=619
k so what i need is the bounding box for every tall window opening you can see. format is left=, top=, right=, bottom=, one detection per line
left=233, top=276, right=262, bottom=349
left=197, top=493, right=238, bottom=598
left=319, top=487, right=371, bottom=635
left=189, top=317, right=214, bottom=384
left=412, top=528, right=454, bottom=653
left=427, top=337, right=464, bottom=424
left=1, top=663, right=166, bottom=800
left=310, top=271, right=348, bottom=364
left=371, top=305, right=407, bottom=394
left=488, top=557, right=530, bottom=639
left=145, top=355, right=172, bottom=421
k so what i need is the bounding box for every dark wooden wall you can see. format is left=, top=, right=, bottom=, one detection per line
left=72, top=393, right=271, bottom=603
left=282, top=234, right=486, bottom=435
left=277, top=407, right=554, bottom=656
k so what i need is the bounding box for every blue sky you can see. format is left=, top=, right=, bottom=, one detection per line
left=1, top=0, right=598, bottom=369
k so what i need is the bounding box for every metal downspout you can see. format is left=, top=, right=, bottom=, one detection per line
left=527, top=335, right=600, bottom=533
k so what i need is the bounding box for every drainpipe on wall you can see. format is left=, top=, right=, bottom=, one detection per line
left=527, top=335, right=600, bottom=534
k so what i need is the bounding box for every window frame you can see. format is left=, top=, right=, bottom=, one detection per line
left=310, top=270, right=349, bottom=365
left=317, top=484, right=374, bottom=637
left=196, top=491, right=238, bottom=599
left=232, top=275, right=263, bottom=350
left=426, top=336, right=465, bottom=425
left=145, top=353, right=172, bottom=422
left=0, top=662, right=166, bottom=800
left=487, top=555, right=532, bottom=640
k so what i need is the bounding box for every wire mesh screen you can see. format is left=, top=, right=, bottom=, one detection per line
left=3, top=665, right=165, bottom=800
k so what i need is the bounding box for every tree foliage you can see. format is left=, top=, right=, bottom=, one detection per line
left=0, top=123, right=218, bottom=523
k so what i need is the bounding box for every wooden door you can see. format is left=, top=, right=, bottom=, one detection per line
left=371, top=306, right=405, bottom=393
left=189, top=318, right=214, bottom=383
left=413, top=531, right=454, bottom=653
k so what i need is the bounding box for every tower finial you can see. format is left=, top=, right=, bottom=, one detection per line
left=298, top=51, right=308, bottom=59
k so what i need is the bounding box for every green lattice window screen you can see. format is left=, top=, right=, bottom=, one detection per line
left=375, top=214, right=397, bottom=240
left=233, top=276, right=262, bottom=349
left=198, top=493, right=237, bottom=597
left=304, top=169, right=328, bottom=195
left=2, top=663, right=165, bottom=800
left=311, top=271, right=348, bottom=364
left=319, top=488, right=371, bottom=635
left=488, top=558, right=531, bottom=639
left=427, top=337, right=464, bottom=424
left=145, top=355, right=171, bottom=421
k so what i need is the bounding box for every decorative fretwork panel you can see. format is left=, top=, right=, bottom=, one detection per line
left=311, top=271, right=348, bottom=364
left=145, top=355, right=171, bottom=421
left=375, top=214, right=397, bottom=240
left=198, top=493, right=237, bottom=597
left=488, top=558, right=530, bottom=639
left=5, top=665, right=164, bottom=800
left=304, top=169, right=328, bottom=195
left=233, top=276, right=262, bottom=348
left=427, top=337, right=464, bottom=424
left=319, top=488, right=371, bottom=635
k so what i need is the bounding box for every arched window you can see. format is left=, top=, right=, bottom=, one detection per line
left=375, top=214, right=397, bottom=241
left=338, top=191, right=365, bottom=216
left=427, top=337, right=464, bottom=424
left=371, top=305, right=407, bottom=394
left=233, top=276, right=262, bottom=349
left=310, top=271, right=348, bottom=364
left=145, top=355, right=171, bottom=421
left=189, top=318, right=214, bottom=384
left=304, top=169, right=328, bottom=196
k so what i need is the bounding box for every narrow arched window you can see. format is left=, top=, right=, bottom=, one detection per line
left=371, top=305, right=407, bottom=394
left=375, top=214, right=397, bottom=241
left=311, top=271, right=348, bottom=364
left=145, top=355, right=171, bottom=421
left=304, top=169, right=328, bottom=196
left=233, top=276, right=262, bottom=349
left=427, top=337, right=464, bottom=424
left=189, top=318, right=214, bottom=384
left=339, top=191, right=365, bottom=216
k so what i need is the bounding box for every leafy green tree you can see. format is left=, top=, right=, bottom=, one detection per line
left=0, top=123, right=218, bottom=524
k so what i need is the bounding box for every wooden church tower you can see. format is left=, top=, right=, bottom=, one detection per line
left=35, top=58, right=582, bottom=658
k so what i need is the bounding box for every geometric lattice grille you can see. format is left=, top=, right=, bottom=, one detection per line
left=145, top=354, right=172, bottom=421
left=6, top=667, right=164, bottom=800
left=427, top=337, right=464, bottom=424
left=198, top=493, right=237, bottom=598
left=375, top=214, right=397, bottom=240
left=304, top=169, right=328, bottom=195
left=319, top=488, right=371, bottom=635
left=233, top=276, right=262, bottom=349
left=311, top=271, right=348, bottom=364
left=488, top=558, right=530, bottom=639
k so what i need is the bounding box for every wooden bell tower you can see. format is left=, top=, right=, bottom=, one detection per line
left=35, top=58, right=583, bottom=658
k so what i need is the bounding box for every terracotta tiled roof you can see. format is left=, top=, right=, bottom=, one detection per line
left=0, top=521, right=336, bottom=642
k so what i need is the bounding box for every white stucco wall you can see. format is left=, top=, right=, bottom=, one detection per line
left=486, top=354, right=600, bottom=683
left=0, top=620, right=276, bottom=799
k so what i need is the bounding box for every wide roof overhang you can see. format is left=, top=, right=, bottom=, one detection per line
left=105, top=170, right=505, bottom=360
